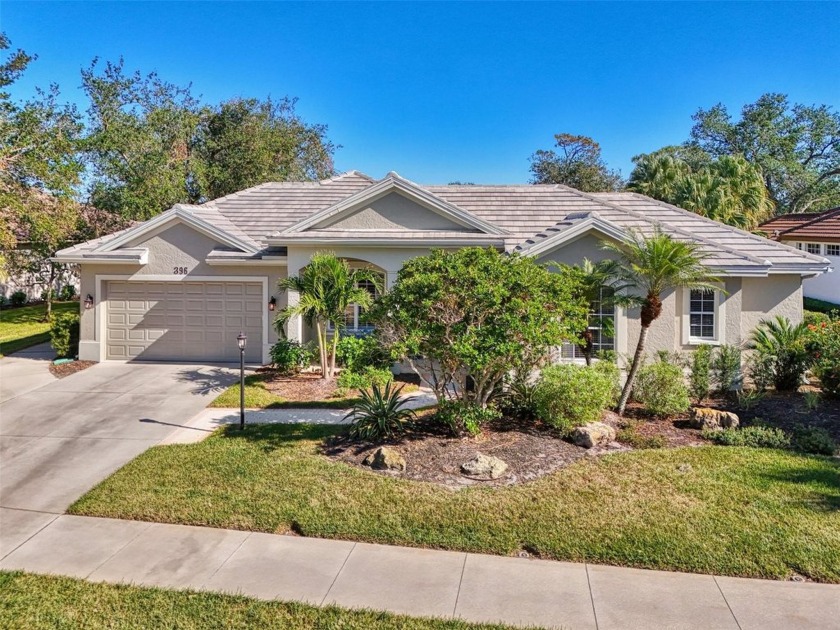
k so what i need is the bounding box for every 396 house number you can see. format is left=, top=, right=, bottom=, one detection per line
left=172, top=266, right=189, bottom=275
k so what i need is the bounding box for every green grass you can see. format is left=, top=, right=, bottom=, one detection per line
left=0, top=571, right=518, bottom=630
left=0, top=302, right=77, bottom=357
left=210, top=372, right=419, bottom=409
left=71, top=423, right=840, bottom=583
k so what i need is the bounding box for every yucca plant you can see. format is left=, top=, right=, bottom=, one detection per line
left=748, top=316, right=810, bottom=391
left=345, top=382, right=417, bottom=442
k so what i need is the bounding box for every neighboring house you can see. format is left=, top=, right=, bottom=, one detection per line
left=54, top=171, right=830, bottom=364
left=760, top=208, right=839, bottom=305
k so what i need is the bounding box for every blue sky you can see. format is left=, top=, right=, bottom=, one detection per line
left=4, top=1, right=839, bottom=184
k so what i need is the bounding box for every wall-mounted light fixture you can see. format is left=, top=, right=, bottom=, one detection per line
left=268, top=296, right=277, bottom=311
left=84, top=294, right=94, bottom=310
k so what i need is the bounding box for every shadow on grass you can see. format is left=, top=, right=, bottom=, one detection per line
left=760, top=456, right=840, bottom=512
left=217, top=422, right=345, bottom=452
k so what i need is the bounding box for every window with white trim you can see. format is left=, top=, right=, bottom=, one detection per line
left=328, top=272, right=383, bottom=333
left=806, top=243, right=822, bottom=255
left=795, top=242, right=803, bottom=250
left=826, top=244, right=840, bottom=256
left=560, top=287, right=615, bottom=360
left=689, top=289, right=716, bottom=340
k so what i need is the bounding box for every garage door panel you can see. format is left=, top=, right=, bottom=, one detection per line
left=106, top=280, right=263, bottom=362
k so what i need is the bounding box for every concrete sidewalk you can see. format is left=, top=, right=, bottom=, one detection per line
left=0, top=342, right=57, bottom=403
left=1, top=513, right=837, bottom=630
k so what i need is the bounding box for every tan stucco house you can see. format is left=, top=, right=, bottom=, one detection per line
left=54, top=171, right=831, bottom=365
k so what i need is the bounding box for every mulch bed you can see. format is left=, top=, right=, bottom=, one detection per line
left=253, top=369, right=420, bottom=402
left=49, top=360, right=95, bottom=379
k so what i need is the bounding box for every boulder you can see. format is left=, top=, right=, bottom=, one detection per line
left=461, top=453, right=508, bottom=479
left=363, top=447, right=406, bottom=472
left=571, top=422, right=617, bottom=449
left=689, top=407, right=739, bottom=430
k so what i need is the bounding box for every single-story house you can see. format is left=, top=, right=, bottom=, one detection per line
left=54, top=171, right=831, bottom=364
left=759, top=208, right=839, bottom=305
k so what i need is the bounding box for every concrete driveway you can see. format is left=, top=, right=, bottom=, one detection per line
left=0, top=361, right=236, bottom=523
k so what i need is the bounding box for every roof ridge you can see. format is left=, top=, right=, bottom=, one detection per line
left=320, top=170, right=375, bottom=184
left=562, top=187, right=770, bottom=267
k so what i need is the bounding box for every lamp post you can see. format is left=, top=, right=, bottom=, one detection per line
left=236, top=331, right=247, bottom=430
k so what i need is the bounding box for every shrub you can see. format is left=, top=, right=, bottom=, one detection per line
left=0, top=295, right=6, bottom=307
left=702, top=425, right=791, bottom=449
left=806, top=320, right=840, bottom=398
left=533, top=364, right=616, bottom=432
left=633, top=361, right=690, bottom=417
left=592, top=359, right=621, bottom=405
left=346, top=383, right=417, bottom=442
left=791, top=426, right=837, bottom=456
left=616, top=421, right=666, bottom=449
left=689, top=345, right=712, bottom=404
left=435, top=399, right=501, bottom=436
left=337, top=366, right=393, bottom=390
left=50, top=311, right=80, bottom=358
left=500, top=372, right=539, bottom=420
left=711, top=344, right=742, bottom=394
left=804, top=310, right=831, bottom=327
left=747, top=352, right=776, bottom=391
left=269, top=340, right=314, bottom=376
left=736, top=388, right=766, bottom=411
left=9, top=291, right=27, bottom=307
left=336, top=334, right=391, bottom=372
left=804, top=297, right=840, bottom=316
left=748, top=316, right=810, bottom=391
left=59, top=285, right=77, bottom=301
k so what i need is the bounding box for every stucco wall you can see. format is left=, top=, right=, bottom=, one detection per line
left=741, top=275, right=803, bottom=334
left=537, top=233, right=617, bottom=267
left=315, top=191, right=472, bottom=231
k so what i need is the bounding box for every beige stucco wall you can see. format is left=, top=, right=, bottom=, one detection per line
left=315, top=191, right=474, bottom=231
left=538, top=233, right=617, bottom=266
left=78, top=222, right=288, bottom=362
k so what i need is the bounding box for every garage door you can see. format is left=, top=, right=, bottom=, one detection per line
left=106, top=281, right=263, bottom=362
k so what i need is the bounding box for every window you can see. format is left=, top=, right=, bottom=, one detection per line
left=795, top=242, right=803, bottom=250
left=560, top=287, right=615, bottom=360
left=826, top=244, right=840, bottom=257
left=328, top=271, right=384, bottom=333
left=806, top=243, right=822, bottom=255
left=689, top=289, right=716, bottom=340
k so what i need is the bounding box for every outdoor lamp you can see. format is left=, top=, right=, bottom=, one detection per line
left=84, top=294, right=94, bottom=310
left=268, top=296, right=277, bottom=311
left=236, top=332, right=247, bottom=430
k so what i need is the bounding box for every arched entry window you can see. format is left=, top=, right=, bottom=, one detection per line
left=327, top=263, right=386, bottom=335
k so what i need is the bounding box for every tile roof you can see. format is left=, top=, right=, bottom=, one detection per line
left=760, top=208, right=840, bottom=244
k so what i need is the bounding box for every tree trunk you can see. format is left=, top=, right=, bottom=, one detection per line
left=329, top=330, right=339, bottom=379
left=315, top=321, right=328, bottom=379
left=44, top=263, right=56, bottom=322
left=617, top=324, right=650, bottom=416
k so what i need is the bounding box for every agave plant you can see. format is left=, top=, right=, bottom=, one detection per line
left=748, top=316, right=811, bottom=391
left=345, top=382, right=417, bottom=442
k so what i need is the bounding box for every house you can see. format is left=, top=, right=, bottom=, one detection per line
left=759, top=208, right=839, bottom=305
left=54, top=171, right=831, bottom=364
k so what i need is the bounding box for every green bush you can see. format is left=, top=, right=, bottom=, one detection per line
left=336, top=334, right=391, bottom=372
left=689, top=345, right=712, bottom=404
left=749, top=316, right=810, bottom=391
left=337, top=366, right=393, bottom=390
left=702, top=425, right=791, bottom=449
left=50, top=311, right=80, bottom=358
left=791, top=426, right=837, bottom=456
left=346, top=382, right=417, bottom=442
left=804, top=297, right=840, bottom=316
left=712, top=344, right=742, bottom=394
left=533, top=364, right=616, bottom=432
left=633, top=361, right=690, bottom=417
left=435, top=399, right=501, bottom=436
left=59, top=285, right=77, bottom=301
left=804, top=310, right=831, bottom=327
left=9, top=291, right=27, bottom=307
left=500, top=373, right=539, bottom=419
left=592, top=359, right=621, bottom=405
left=269, top=340, right=314, bottom=376
left=806, top=320, right=840, bottom=398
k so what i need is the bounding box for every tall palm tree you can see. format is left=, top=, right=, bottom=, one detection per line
left=602, top=229, right=720, bottom=415
left=275, top=252, right=382, bottom=379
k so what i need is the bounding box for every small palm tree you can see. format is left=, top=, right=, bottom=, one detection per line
left=346, top=382, right=417, bottom=442
left=275, top=252, right=382, bottom=379
left=602, top=229, right=720, bottom=415
left=748, top=316, right=810, bottom=391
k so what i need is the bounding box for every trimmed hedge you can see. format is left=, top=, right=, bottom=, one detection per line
left=50, top=311, right=80, bottom=358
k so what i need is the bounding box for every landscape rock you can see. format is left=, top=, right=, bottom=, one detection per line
left=461, top=453, right=508, bottom=479
left=689, top=407, right=740, bottom=430
left=571, top=422, right=617, bottom=448
left=363, top=447, right=406, bottom=471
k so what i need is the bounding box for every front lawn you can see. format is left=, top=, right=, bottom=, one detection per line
left=0, top=572, right=515, bottom=630
left=71, top=423, right=840, bottom=582
left=0, top=302, right=77, bottom=357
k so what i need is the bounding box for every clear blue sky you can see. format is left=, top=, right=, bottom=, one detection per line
left=4, top=1, right=839, bottom=184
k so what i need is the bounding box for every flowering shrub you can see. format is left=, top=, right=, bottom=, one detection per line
left=807, top=320, right=840, bottom=398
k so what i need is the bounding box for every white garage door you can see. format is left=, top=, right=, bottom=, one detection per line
left=106, top=281, right=263, bottom=362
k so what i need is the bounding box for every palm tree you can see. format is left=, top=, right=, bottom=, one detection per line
left=275, top=252, right=382, bottom=379
left=748, top=316, right=810, bottom=391
left=602, top=229, right=720, bottom=415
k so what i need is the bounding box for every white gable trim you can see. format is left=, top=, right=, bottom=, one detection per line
left=94, top=206, right=260, bottom=255
left=279, top=173, right=509, bottom=236
left=522, top=217, right=628, bottom=259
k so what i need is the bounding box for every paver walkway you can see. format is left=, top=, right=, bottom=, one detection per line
left=1, top=513, right=837, bottom=629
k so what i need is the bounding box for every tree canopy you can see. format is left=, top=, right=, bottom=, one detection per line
left=529, top=133, right=623, bottom=192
